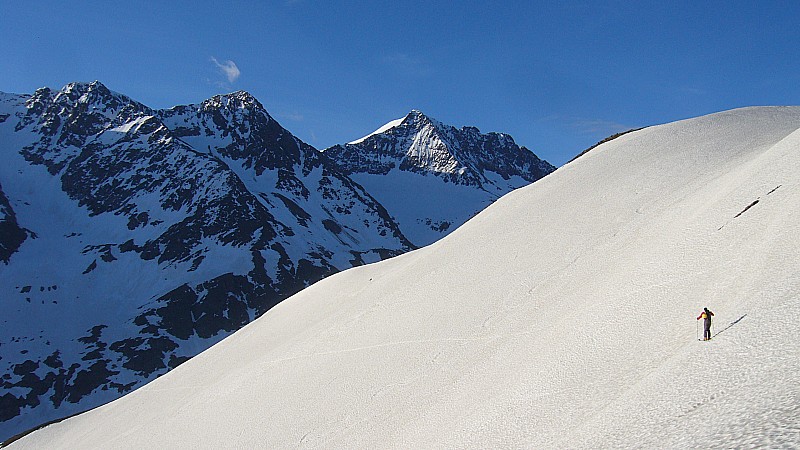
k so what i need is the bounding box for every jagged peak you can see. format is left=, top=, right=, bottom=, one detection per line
left=404, top=109, right=445, bottom=130
left=31, top=86, right=53, bottom=97
left=218, top=90, right=259, bottom=105
left=347, top=109, right=446, bottom=145
left=203, top=90, right=264, bottom=111
left=184, top=90, right=276, bottom=127
left=64, top=80, right=108, bottom=91
left=51, top=81, right=147, bottom=114
left=60, top=80, right=117, bottom=101
left=468, top=128, right=516, bottom=147
left=22, top=81, right=111, bottom=104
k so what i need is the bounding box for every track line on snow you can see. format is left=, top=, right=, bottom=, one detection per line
left=258, top=332, right=534, bottom=367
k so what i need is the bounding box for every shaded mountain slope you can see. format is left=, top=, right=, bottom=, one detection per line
left=0, top=82, right=412, bottom=440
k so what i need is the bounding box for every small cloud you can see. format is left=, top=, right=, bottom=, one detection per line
left=210, top=57, right=241, bottom=83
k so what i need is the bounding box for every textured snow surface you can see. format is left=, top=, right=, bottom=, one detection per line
left=348, top=170, right=496, bottom=246
left=10, top=107, right=800, bottom=448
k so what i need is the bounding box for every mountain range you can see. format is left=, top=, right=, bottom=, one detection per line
left=0, top=81, right=553, bottom=440
left=7, top=106, right=800, bottom=448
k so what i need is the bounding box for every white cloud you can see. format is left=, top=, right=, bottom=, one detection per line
left=210, top=57, right=241, bottom=83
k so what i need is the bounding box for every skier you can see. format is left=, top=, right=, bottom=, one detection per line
left=697, top=307, right=714, bottom=340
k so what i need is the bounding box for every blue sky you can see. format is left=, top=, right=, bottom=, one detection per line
left=2, top=1, right=799, bottom=166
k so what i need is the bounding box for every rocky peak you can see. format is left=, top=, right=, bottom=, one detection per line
left=404, top=109, right=444, bottom=130
left=163, top=90, right=272, bottom=131
left=326, top=110, right=468, bottom=182
left=62, top=80, right=113, bottom=100
left=55, top=81, right=150, bottom=117
left=14, top=82, right=154, bottom=175
left=372, top=109, right=448, bottom=142
left=325, top=110, right=555, bottom=188
left=200, top=90, right=266, bottom=115
left=158, top=92, right=322, bottom=177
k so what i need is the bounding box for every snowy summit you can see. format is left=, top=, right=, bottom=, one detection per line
left=326, top=110, right=554, bottom=246
left=8, top=106, right=800, bottom=448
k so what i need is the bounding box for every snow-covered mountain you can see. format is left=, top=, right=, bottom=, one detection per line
left=324, top=110, right=555, bottom=246
left=0, top=82, right=414, bottom=440
left=9, top=106, right=800, bottom=448
left=155, top=91, right=413, bottom=266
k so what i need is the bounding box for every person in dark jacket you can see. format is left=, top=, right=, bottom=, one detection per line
left=697, top=307, right=714, bottom=340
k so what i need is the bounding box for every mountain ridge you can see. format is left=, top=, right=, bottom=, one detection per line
left=0, top=81, right=551, bottom=440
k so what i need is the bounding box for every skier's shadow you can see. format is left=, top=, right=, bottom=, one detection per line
left=714, top=314, right=747, bottom=337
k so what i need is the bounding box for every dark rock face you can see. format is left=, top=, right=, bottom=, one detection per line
left=0, top=183, right=29, bottom=263
left=17, top=82, right=152, bottom=176
left=162, top=92, right=310, bottom=175
left=0, top=82, right=413, bottom=440
left=453, top=125, right=555, bottom=185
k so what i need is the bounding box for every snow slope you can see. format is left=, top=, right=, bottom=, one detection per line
left=9, top=107, right=800, bottom=448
